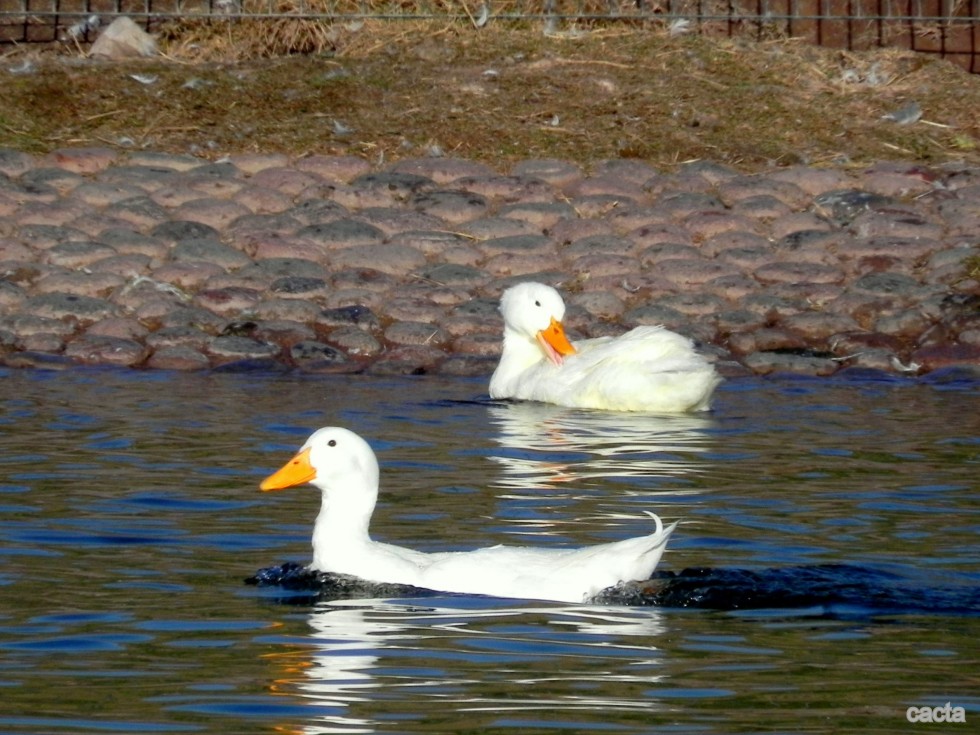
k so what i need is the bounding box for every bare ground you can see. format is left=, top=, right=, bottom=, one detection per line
left=2, top=20, right=979, bottom=172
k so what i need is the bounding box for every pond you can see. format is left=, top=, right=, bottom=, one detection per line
left=0, top=367, right=976, bottom=734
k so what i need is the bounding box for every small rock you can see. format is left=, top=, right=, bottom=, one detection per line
left=90, top=17, right=158, bottom=58
left=288, top=340, right=351, bottom=372
left=145, top=345, right=210, bottom=370
left=742, top=350, right=839, bottom=376
left=64, top=335, right=148, bottom=366
left=325, top=326, right=383, bottom=356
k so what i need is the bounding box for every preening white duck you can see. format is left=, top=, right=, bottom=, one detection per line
left=489, top=282, right=722, bottom=413
left=260, top=427, right=677, bottom=603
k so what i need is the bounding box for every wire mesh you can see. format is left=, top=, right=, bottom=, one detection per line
left=1, top=0, right=978, bottom=72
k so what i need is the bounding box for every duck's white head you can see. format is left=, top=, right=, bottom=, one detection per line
left=260, top=426, right=380, bottom=499
left=499, top=282, right=577, bottom=366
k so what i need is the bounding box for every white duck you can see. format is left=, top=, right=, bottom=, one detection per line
left=260, top=426, right=677, bottom=603
left=489, top=281, right=722, bottom=412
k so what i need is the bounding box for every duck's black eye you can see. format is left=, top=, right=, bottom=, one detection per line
left=328, top=439, right=336, bottom=447
left=534, top=300, right=541, bottom=307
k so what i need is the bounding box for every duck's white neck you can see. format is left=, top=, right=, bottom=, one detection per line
left=309, top=477, right=378, bottom=569
left=490, top=328, right=550, bottom=397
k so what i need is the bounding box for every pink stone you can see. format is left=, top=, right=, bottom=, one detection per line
left=233, top=185, right=295, bottom=214
left=44, top=147, right=119, bottom=175
left=73, top=182, right=147, bottom=207
left=33, top=271, right=125, bottom=297
left=781, top=312, right=860, bottom=340
left=717, top=176, right=810, bottom=209
left=88, top=254, right=153, bottom=278
left=655, top=258, right=742, bottom=286
left=87, top=317, right=149, bottom=340
left=626, top=223, right=694, bottom=248
left=457, top=175, right=555, bottom=204
left=452, top=331, right=501, bottom=356
left=150, top=262, right=226, bottom=290
left=194, top=287, right=262, bottom=315
left=569, top=290, right=625, bottom=319
left=329, top=244, right=427, bottom=275
left=769, top=212, right=834, bottom=240
left=151, top=186, right=208, bottom=208
left=392, top=157, right=495, bottom=184
left=483, top=252, right=556, bottom=277
left=568, top=175, right=644, bottom=201
left=249, top=299, right=321, bottom=322
left=768, top=166, right=852, bottom=196
left=549, top=218, right=613, bottom=245
left=754, top=261, right=845, bottom=285
left=171, top=198, right=252, bottom=229
left=250, top=167, right=327, bottom=196
left=511, top=159, right=584, bottom=188
left=462, top=217, right=538, bottom=240
left=15, top=199, right=93, bottom=227
left=568, top=253, right=638, bottom=278
left=294, top=155, right=371, bottom=182
left=64, top=335, right=148, bottom=366
left=682, top=210, right=761, bottom=241
left=248, top=235, right=329, bottom=263
left=229, top=153, right=291, bottom=175
left=0, top=240, right=33, bottom=261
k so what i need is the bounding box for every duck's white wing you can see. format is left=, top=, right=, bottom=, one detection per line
left=416, top=517, right=677, bottom=603
left=516, top=326, right=719, bottom=412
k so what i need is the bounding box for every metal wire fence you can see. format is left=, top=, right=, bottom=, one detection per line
left=2, top=0, right=979, bottom=73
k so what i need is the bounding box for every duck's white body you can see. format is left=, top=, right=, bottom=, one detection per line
left=489, top=282, right=721, bottom=413
left=261, top=427, right=677, bottom=603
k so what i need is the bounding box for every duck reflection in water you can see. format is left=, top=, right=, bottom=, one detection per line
left=486, top=401, right=716, bottom=491
left=263, top=601, right=667, bottom=734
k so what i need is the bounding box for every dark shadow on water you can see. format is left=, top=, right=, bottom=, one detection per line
left=245, top=562, right=980, bottom=617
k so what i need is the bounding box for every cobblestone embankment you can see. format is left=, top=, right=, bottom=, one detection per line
left=1, top=147, right=978, bottom=379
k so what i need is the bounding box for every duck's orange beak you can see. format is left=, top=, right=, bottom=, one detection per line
left=260, top=447, right=315, bottom=491
left=536, top=317, right=577, bottom=366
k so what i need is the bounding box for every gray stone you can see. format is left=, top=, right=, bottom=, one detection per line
left=64, top=335, right=148, bottom=366
left=297, top=219, right=385, bottom=248
left=419, top=263, right=488, bottom=286
left=206, top=335, right=279, bottom=360
left=479, top=234, right=553, bottom=255
left=171, top=238, right=252, bottom=269
left=350, top=171, right=435, bottom=197
left=151, top=220, right=221, bottom=243
left=812, top=189, right=898, bottom=226
left=23, top=292, right=118, bottom=322
left=104, top=196, right=171, bottom=228
left=287, top=198, right=350, bottom=226
left=289, top=340, right=349, bottom=367
left=411, top=189, right=489, bottom=223
left=742, top=351, right=840, bottom=375
left=317, top=305, right=381, bottom=331
left=326, top=326, right=383, bottom=356
left=145, top=345, right=210, bottom=370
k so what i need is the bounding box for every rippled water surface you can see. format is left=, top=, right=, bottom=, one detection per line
left=0, top=368, right=977, bottom=734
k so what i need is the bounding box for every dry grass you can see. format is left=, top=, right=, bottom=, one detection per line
left=1, top=16, right=979, bottom=171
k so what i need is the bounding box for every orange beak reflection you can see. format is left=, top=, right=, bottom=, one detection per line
left=536, top=317, right=577, bottom=366
left=260, top=447, right=315, bottom=491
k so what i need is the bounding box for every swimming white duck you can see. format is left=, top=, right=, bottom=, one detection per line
left=489, top=282, right=721, bottom=412
left=260, top=426, right=677, bottom=603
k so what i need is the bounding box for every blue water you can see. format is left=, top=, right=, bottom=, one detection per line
left=0, top=367, right=977, bottom=734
